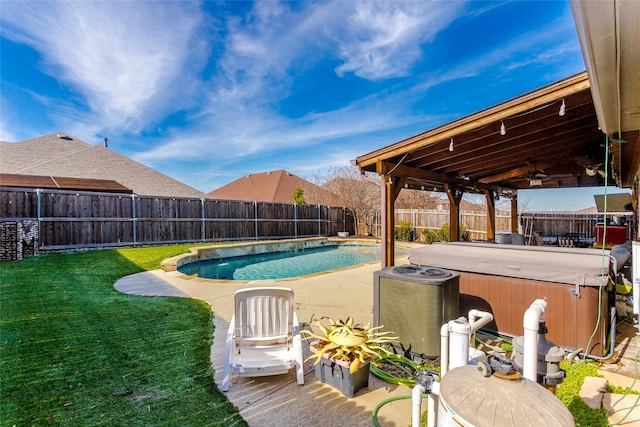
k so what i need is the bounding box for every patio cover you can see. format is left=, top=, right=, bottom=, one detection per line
left=354, top=2, right=640, bottom=266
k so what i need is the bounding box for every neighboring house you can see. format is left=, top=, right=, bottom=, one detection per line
left=208, top=169, right=345, bottom=205
left=0, top=133, right=206, bottom=198
left=0, top=173, right=132, bottom=193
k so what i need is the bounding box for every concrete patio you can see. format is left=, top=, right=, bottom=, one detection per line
left=114, top=255, right=640, bottom=426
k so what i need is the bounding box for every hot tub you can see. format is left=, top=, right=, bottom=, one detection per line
left=408, top=242, right=614, bottom=354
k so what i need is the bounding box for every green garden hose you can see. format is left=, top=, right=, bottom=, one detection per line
left=371, top=394, right=429, bottom=427
left=370, top=351, right=423, bottom=387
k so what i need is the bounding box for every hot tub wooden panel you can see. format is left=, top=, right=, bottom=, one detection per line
left=459, top=272, right=608, bottom=354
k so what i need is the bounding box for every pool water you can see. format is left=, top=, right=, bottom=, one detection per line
left=178, top=244, right=407, bottom=280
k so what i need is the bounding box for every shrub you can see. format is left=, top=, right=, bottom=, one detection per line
left=395, top=221, right=414, bottom=241
left=420, top=223, right=467, bottom=244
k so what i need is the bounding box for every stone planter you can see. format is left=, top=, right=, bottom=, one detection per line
left=337, top=231, right=349, bottom=238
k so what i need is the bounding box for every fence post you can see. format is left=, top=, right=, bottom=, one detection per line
left=318, top=205, right=321, bottom=236
left=294, top=204, right=298, bottom=239
left=131, top=194, right=137, bottom=247
left=201, top=197, right=205, bottom=242
left=343, top=207, right=346, bottom=235
left=36, top=188, right=41, bottom=249
left=254, top=201, right=258, bottom=240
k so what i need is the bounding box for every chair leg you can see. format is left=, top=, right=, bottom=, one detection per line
left=221, top=317, right=235, bottom=392
left=295, top=359, right=304, bottom=385
left=292, top=314, right=304, bottom=385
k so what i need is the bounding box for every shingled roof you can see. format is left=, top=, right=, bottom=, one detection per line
left=0, top=173, right=132, bottom=193
left=0, top=133, right=206, bottom=198
left=208, top=169, right=345, bottom=205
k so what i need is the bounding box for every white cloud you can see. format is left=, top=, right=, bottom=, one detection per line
left=132, top=1, right=459, bottom=161
left=0, top=120, right=18, bottom=142
left=1, top=1, right=205, bottom=132
left=334, top=1, right=464, bottom=80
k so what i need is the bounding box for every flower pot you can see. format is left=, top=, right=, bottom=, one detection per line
left=309, top=341, right=370, bottom=397
left=337, top=231, right=349, bottom=238
left=314, top=357, right=370, bottom=398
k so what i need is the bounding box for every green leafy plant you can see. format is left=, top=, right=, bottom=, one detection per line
left=606, top=385, right=640, bottom=395
left=499, top=342, right=513, bottom=352
left=293, top=186, right=305, bottom=204
left=420, top=223, right=467, bottom=244
left=394, top=221, right=414, bottom=241
left=556, top=360, right=607, bottom=426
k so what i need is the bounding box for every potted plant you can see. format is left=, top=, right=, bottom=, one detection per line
left=302, top=317, right=397, bottom=397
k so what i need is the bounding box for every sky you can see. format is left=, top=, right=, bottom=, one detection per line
left=0, top=0, right=631, bottom=211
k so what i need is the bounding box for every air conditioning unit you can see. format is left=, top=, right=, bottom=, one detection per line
left=374, top=265, right=460, bottom=359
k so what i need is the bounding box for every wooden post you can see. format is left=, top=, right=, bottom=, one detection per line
left=445, top=184, right=462, bottom=242
left=379, top=173, right=405, bottom=267
left=510, top=196, right=519, bottom=233
left=484, top=190, right=496, bottom=241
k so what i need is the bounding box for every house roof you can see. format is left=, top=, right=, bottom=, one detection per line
left=0, top=173, right=132, bottom=193
left=208, top=169, right=344, bottom=205
left=355, top=72, right=639, bottom=196
left=0, top=133, right=206, bottom=198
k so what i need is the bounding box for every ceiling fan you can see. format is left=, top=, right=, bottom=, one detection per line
left=574, top=156, right=606, bottom=177
left=522, top=167, right=575, bottom=187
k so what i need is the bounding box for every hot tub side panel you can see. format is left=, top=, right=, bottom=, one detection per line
left=459, top=272, right=609, bottom=354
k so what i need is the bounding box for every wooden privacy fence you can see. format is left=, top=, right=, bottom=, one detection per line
left=0, top=187, right=354, bottom=255
left=364, top=209, right=611, bottom=242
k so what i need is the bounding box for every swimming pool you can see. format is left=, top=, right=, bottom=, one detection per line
left=178, top=244, right=407, bottom=280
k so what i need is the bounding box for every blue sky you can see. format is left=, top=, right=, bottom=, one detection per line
left=0, top=1, right=630, bottom=211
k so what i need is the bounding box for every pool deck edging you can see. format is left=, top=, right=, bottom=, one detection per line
left=160, top=236, right=384, bottom=273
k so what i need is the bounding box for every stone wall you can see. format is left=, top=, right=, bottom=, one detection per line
left=0, top=220, right=39, bottom=261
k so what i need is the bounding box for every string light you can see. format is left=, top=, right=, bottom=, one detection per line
left=559, top=99, right=566, bottom=116
left=500, top=121, right=506, bottom=135
left=449, top=137, right=454, bottom=152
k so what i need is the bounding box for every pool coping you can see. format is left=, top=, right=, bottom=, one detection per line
left=160, top=237, right=411, bottom=284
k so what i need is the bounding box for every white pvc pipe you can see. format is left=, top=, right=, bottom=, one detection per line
left=468, top=309, right=494, bottom=335
left=427, top=382, right=440, bottom=427
left=440, top=323, right=449, bottom=376
left=523, top=299, right=547, bottom=382
left=412, top=383, right=426, bottom=427
left=448, top=319, right=471, bottom=371
left=468, top=309, right=493, bottom=352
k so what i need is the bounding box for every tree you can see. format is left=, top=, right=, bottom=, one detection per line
left=395, top=189, right=440, bottom=209
left=313, top=166, right=380, bottom=236
left=292, top=186, right=305, bottom=204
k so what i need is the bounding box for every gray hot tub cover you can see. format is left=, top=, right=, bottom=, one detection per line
left=408, top=242, right=613, bottom=287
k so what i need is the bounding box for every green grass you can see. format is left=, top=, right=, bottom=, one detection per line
left=1, top=245, right=246, bottom=426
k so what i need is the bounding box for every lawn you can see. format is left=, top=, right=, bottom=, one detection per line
left=0, top=245, right=247, bottom=426
left=1, top=245, right=613, bottom=426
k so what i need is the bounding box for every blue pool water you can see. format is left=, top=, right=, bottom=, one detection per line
left=178, top=244, right=407, bottom=280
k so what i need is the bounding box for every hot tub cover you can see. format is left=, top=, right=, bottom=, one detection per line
left=408, top=242, right=613, bottom=287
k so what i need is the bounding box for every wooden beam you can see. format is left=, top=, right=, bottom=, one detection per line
left=484, top=190, right=496, bottom=241
left=479, top=162, right=556, bottom=184
left=445, top=184, right=463, bottom=242
left=380, top=162, right=457, bottom=185
left=381, top=162, right=504, bottom=193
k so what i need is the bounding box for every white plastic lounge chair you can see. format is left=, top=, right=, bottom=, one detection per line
left=221, top=287, right=304, bottom=391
